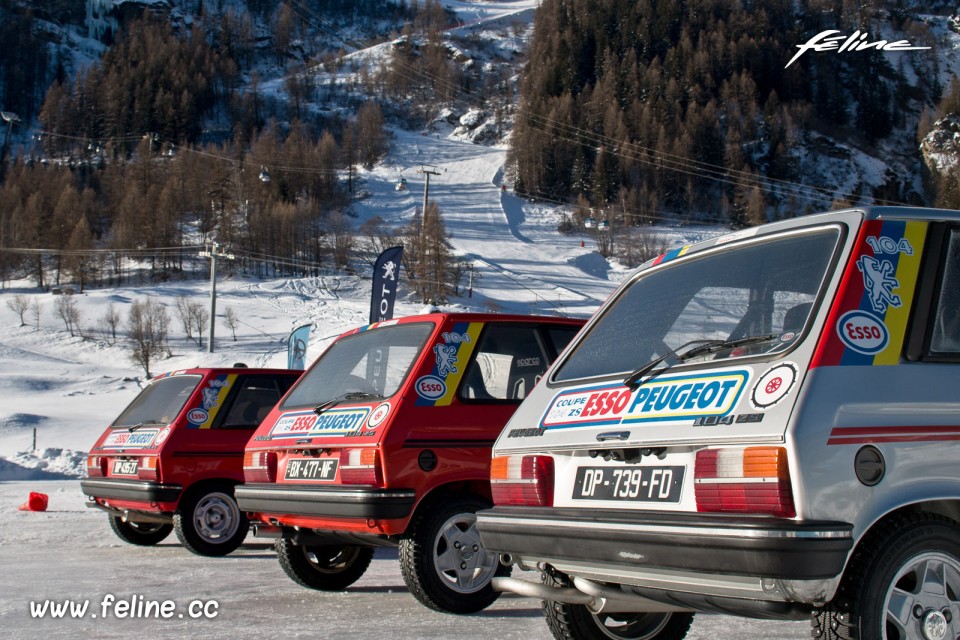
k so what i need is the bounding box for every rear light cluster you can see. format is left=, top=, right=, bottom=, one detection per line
left=694, top=446, right=795, bottom=517
left=137, top=456, right=159, bottom=481
left=86, top=455, right=107, bottom=477
left=339, top=448, right=382, bottom=486
left=490, top=455, right=554, bottom=507
left=243, top=451, right=277, bottom=483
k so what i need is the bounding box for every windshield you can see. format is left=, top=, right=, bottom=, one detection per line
left=555, top=228, right=841, bottom=382
left=282, top=322, right=433, bottom=409
left=111, top=375, right=201, bottom=428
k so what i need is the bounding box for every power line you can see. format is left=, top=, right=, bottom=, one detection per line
left=12, top=4, right=910, bottom=218
left=288, top=6, right=907, bottom=211
left=0, top=245, right=327, bottom=272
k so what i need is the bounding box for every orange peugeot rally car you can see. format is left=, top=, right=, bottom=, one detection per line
left=81, top=367, right=300, bottom=556
left=235, top=312, right=584, bottom=613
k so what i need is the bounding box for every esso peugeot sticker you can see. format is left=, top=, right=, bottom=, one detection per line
left=367, top=403, right=391, bottom=429
left=540, top=369, right=751, bottom=429
left=415, top=375, right=447, bottom=400
left=837, top=310, right=889, bottom=355
left=187, top=408, right=209, bottom=424
left=270, top=408, right=371, bottom=438
left=101, top=429, right=161, bottom=449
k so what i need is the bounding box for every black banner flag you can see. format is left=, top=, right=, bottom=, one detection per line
left=370, top=246, right=403, bottom=324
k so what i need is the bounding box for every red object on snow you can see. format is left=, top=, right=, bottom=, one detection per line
left=18, top=491, right=48, bottom=512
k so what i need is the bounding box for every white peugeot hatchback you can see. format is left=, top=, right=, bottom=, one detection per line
left=477, top=207, right=960, bottom=640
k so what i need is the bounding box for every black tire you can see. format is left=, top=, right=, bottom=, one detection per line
left=398, top=495, right=510, bottom=614
left=542, top=568, right=694, bottom=640
left=275, top=538, right=374, bottom=590
left=812, top=512, right=960, bottom=640
left=173, top=484, right=248, bottom=557
left=108, top=515, right=173, bottom=546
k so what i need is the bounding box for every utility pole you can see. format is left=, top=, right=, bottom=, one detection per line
left=417, top=164, right=442, bottom=219
left=198, top=242, right=235, bottom=354
left=417, top=165, right=443, bottom=303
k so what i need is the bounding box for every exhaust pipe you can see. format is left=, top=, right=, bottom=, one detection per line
left=86, top=501, right=173, bottom=525
left=252, top=524, right=282, bottom=539
left=491, top=577, right=594, bottom=605
left=121, top=510, right=172, bottom=525
left=491, top=576, right=690, bottom=614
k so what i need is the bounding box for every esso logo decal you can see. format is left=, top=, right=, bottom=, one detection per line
left=154, top=427, right=171, bottom=445
left=367, top=403, right=391, bottom=429
left=187, top=408, right=209, bottom=424
left=415, top=375, right=447, bottom=400
left=837, top=310, right=889, bottom=354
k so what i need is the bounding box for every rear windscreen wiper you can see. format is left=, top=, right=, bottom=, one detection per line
left=314, top=391, right=383, bottom=416
left=623, top=334, right=780, bottom=391
left=128, top=420, right=164, bottom=432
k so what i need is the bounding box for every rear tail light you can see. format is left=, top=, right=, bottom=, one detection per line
left=490, top=454, right=554, bottom=507
left=137, top=455, right=159, bottom=481
left=243, top=451, right=277, bottom=483
left=694, top=447, right=795, bottom=517
left=339, top=448, right=382, bottom=486
left=86, top=455, right=107, bottom=477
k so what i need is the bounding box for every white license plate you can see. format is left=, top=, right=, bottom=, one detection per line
left=572, top=465, right=685, bottom=502
left=284, top=458, right=338, bottom=481
left=113, top=459, right=139, bottom=475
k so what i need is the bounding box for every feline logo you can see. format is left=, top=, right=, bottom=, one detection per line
left=786, top=30, right=930, bottom=68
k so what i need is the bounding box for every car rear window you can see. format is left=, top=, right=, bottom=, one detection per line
left=281, top=323, right=433, bottom=409
left=111, top=375, right=202, bottom=428
left=554, top=228, right=841, bottom=382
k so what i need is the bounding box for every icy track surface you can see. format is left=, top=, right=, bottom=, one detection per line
left=0, top=482, right=809, bottom=639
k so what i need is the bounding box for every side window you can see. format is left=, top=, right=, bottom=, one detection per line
left=546, top=326, right=580, bottom=357
left=930, top=230, right=960, bottom=355
left=460, top=325, right=550, bottom=402
left=217, top=375, right=296, bottom=429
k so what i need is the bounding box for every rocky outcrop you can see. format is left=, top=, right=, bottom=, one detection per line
left=920, top=115, right=960, bottom=178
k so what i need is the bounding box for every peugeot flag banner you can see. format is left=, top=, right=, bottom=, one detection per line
left=370, top=245, right=404, bottom=324
left=287, top=324, right=310, bottom=370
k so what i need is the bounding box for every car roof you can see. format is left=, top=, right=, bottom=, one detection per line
left=640, top=206, right=960, bottom=273
left=348, top=312, right=585, bottom=337
left=151, top=367, right=299, bottom=380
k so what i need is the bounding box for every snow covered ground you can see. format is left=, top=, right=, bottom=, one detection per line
left=0, top=481, right=808, bottom=639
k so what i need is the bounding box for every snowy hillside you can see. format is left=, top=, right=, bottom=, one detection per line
left=0, top=123, right=716, bottom=478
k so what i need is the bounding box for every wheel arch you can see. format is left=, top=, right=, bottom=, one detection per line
left=835, top=498, right=960, bottom=594
left=408, top=479, right=492, bottom=527
left=174, top=477, right=241, bottom=512
left=855, top=498, right=960, bottom=551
